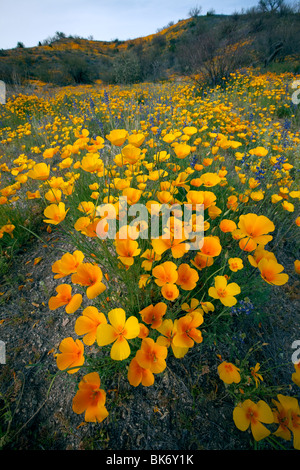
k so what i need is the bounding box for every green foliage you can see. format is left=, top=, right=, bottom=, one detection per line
left=112, top=51, right=142, bottom=84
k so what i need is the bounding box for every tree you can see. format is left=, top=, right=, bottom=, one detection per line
left=188, top=5, right=202, bottom=17
left=61, top=53, right=96, bottom=84
left=178, top=28, right=252, bottom=88
left=112, top=51, right=142, bottom=84
left=54, top=31, right=66, bottom=40
left=258, top=0, right=284, bottom=12
left=206, top=8, right=216, bottom=16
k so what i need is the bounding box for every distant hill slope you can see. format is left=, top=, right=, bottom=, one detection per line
left=0, top=11, right=300, bottom=86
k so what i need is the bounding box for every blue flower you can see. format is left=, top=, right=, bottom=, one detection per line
left=231, top=299, right=254, bottom=316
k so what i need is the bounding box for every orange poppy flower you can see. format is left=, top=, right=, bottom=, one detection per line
left=138, top=323, right=149, bottom=339
left=74, top=216, right=92, bottom=235
left=139, top=302, right=167, bottom=329
left=200, top=301, right=215, bottom=313
left=219, top=219, right=237, bottom=233
left=28, top=162, right=50, bottom=181
left=251, top=363, right=264, bottom=387
left=52, top=250, right=84, bottom=279
left=247, top=245, right=277, bottom=268
left=81, top=154, right=104, bottom=174
left=56, top=337, right=84, bottom=373
left=228, top=257, right=243, bottom=272
left=127, top=133, right=145, bottom=148
left=163, top=132, right=177, bottom=143
left=48, top=284, right=82, bottom=313
left=156, top=319, right=189, bottom=358
left=227, top=195, right=238, bottom=211
left=272, top=393, right=291, bottom=441
left=272, top=394, right=300, bottom=449
left=294, top=260, right=300, bottom=275
left=161, top=283, right=180, bottom=301
left=96, top=308, right=139, bottom=360
left=292, top=361, right=300, bottom=387
left=218, top=361, right=241, bottom=384
left=127, top=357, right=154, bottom=387
left=238, top=237, right=257, bottom=252
left=82, top=217, right=101, bottom=238
left=249, top=146, right=268, bottom=157
left=106, top=129, right=128, bottom=146
left=43, top=202, right=69, bottom=225
left=72, top=372, right=108, bottom=423
left=75, top=306, right=107, bottom=345
left=194, top=164, right=203, bottom=171
left=202, top=157, right=213, bottom=167
left=257, top=258, right=289, bottom=286
left=26, top=190, right=41, bottom=200
left=183, top=126, right=197, bottom=136
left=71, top=263, right=106, bottom=299
left=172, top=311, right=203, bottom=349
left=186, top=190, right=204, bottom=210
left=199, top=172, right=221, bottom=187
left=176, top=263, right=199, bottom=291
left=201, top=191, right=217, bottom=210
left=238, top=213, right=275, bottom=250
left=172, top=171, right=190, bottom=191
left=0, top=223, right=15, bottom=238
left=141, top=249, right=161, bottom=271
left=122, top=187, right=142, bottom=205
left=233, top=399, right=274, bottom=441
left=121, top=144, right=142, bottom=165
left=181, top=298, right=203, bottom=315
left=45, top=188, right=61, bottom=203
left=135, top=337, right=168, bottom=374
left=173, top=143, right=191, bottom=159
left=115, top=238, right=141, bottom=266
left=191, top=252, right=214, bottom=270
left=190, top=178, right=202, bottom=188
left=200, top=236, right=222, bottom=258
left=156, top=190, right=174, bottom=205
left=231, top=229, right=245, bottom=241
left=139, top=274, right=151, bottom=288
left=208, top=275, right=241, bottom=307
left=208, top=204, right=222, bottom=220
left=152, top=230, right=188, bottom=259
left=78, top=201, right=95, bottom=215
left=152, top=261, right=178, bottom=286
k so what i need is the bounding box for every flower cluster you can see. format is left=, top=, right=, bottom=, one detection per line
left=0, top=69, right=299, bottom=446
left=217, top=359, right=300, bottom=449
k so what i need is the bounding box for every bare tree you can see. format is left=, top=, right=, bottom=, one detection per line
left=188, top=5, right=202, bottom=17
left=179, top=29, right=252, bottom=88
left=258, top=0, right=284, bottom=12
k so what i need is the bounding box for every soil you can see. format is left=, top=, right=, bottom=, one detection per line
left=0, top=226, right=299, bottom=451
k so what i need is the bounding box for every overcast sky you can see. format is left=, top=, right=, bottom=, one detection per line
left=0, top=0, right=260, bottom=50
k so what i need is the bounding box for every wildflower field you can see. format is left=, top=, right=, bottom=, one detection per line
left=0, top=68, right=300, bottom=451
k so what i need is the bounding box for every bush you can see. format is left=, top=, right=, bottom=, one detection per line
left=112, top=51, right=142, bottom=84
left=61, top=53, right=97, bottom=84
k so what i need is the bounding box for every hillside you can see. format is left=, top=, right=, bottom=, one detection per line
left=1, top=9, right=300, bottom=87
